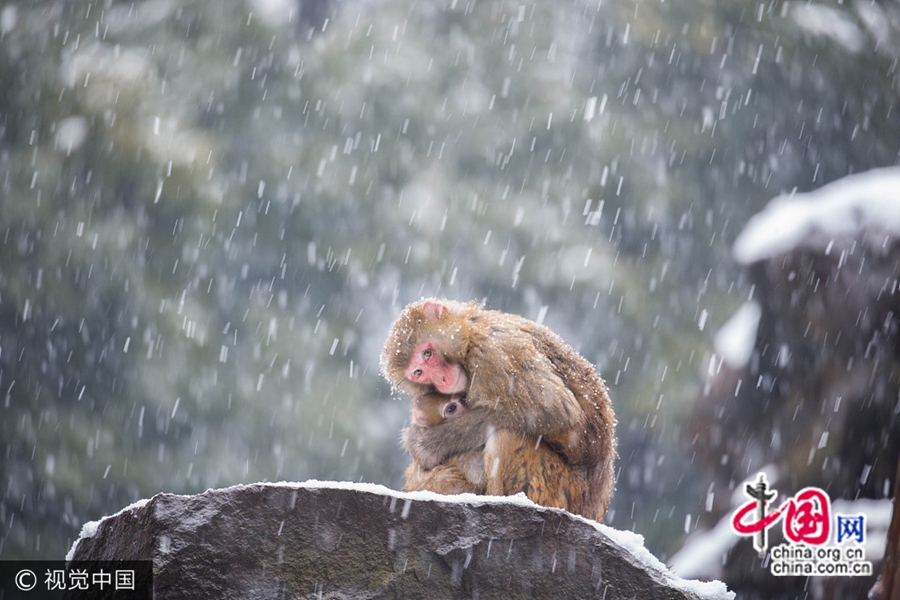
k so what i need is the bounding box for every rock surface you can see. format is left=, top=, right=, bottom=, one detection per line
left=68, top=481, right=732, bottom=599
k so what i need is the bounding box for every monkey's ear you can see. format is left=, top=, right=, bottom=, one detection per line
left=423, top=301, right=449, bottom=320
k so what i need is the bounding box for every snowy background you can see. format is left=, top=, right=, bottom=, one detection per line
left=1, top=0, right=899, bottom=586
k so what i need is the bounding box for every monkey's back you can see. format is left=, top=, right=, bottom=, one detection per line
left=476, top=308, right=618, bottom=521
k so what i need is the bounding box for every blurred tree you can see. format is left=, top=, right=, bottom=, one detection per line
left=1, top=0, right=898, bottom=566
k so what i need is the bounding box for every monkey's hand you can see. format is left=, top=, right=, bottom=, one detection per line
left=401, top=407, right=491, bottom=470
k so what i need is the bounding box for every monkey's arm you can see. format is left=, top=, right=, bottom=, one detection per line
left=466, top=326, right=586, bottom=435
left=401, top=407, right=492, bottom=470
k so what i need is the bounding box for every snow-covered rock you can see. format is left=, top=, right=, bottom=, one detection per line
left=733, top=167, right=900, bottom=264
left=686, top=168, right=900, bottom=599
left=68, top=481, right=733, bottom=599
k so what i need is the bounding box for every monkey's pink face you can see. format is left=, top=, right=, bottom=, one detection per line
left=404, top=340, right=468, bottom=395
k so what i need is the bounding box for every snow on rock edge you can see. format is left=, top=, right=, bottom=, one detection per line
left=68, top=479, right=733, bottom=599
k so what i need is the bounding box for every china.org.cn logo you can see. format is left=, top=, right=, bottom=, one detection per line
left=730, top=473, right=873, bottom=577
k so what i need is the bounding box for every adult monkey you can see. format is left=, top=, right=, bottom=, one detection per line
left=382, top=298, right=616, bottom=521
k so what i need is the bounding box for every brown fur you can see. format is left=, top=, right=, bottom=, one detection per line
left=403, top=428, right=590, bottom=514
left=402, top=452, right=486, bottom=495
left=484, top=430, right=589, bottom=512
left=383, top=299, right=617, bottom=521
left=401, top=404, right=490, bottom=470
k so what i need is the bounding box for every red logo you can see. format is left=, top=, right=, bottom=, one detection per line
left=731, top=473, right=831, bottom=556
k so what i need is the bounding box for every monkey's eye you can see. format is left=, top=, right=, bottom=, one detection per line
left=412, top=369, right=423, bottom=379
left=445, top=403, right=457, bottom=415
left=422, top=348, right=433, bottom=360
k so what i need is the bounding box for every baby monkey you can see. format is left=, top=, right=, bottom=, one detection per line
left=403, top=392, right=484, bottom=495
left=411, top=392, right=469, bottom=428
